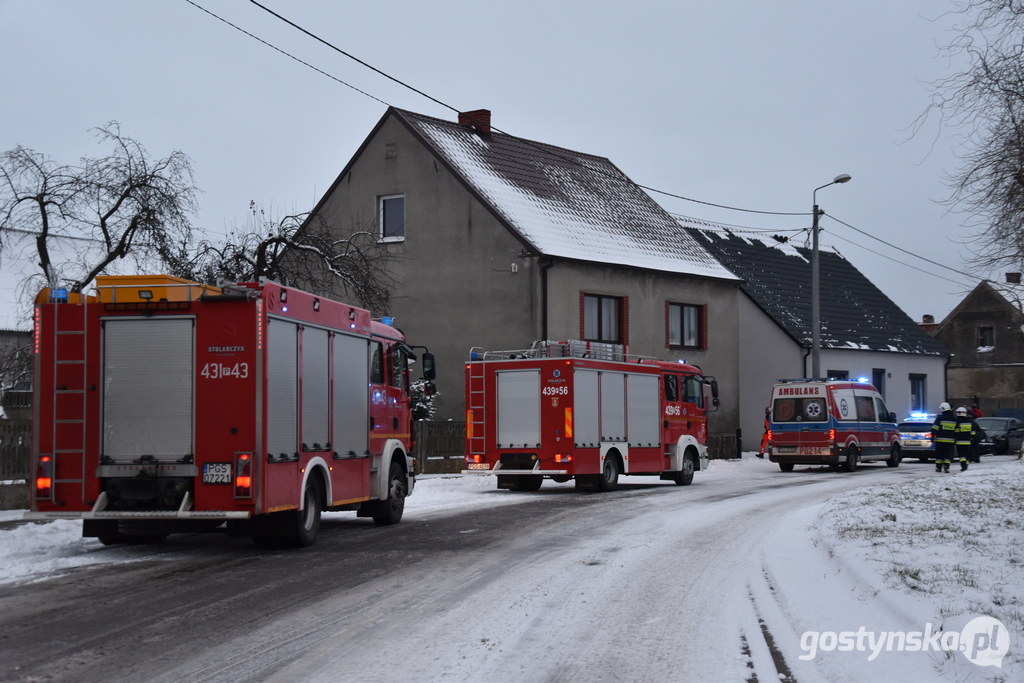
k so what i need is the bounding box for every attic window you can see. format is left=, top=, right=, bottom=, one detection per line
left=978, top=326, right=994, bottom=350
left=378, top=194, right=405, bottom=242
left=385, top=143, right=397, bottom=159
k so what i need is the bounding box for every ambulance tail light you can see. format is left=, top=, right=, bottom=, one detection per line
left=35, top=455, right=53, bottom=501
left=829, top=429, right=836, bottom=444
left=234, top=452, right=253, bottom=498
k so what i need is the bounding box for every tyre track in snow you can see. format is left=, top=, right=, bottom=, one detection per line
left=0, top=462, right=938, bottom=682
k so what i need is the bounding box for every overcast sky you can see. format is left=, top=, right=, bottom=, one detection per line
left=0, top=0, right=993, bottom=326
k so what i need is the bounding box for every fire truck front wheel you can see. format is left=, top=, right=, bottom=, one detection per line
left=674, top=453, right=696, bottom=485
left=372, top=461, right=407, bottom=525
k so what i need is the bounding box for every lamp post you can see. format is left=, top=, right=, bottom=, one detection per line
left=811, top=173, right=852, bottom=380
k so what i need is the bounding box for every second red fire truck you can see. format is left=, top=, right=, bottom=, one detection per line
left=25, top=275, right=435, bottom=547
left=463, top=341, right=719, bottom=490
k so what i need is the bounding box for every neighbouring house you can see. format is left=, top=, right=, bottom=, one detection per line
left=684, top=226, right=950, bottom=446
left=930, top=279, right=1024, bottom=414
left=298, top=107, right=745, bottom=455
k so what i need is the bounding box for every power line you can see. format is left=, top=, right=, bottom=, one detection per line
left=823, top=211, right=973, bottom=279
left=182, top=0, right=390, bottom=107
left=246, top=0, right=458, bottom=114
left=823, top=230, right=974, bottom=288
left=187, top=0, right=805, bottom=219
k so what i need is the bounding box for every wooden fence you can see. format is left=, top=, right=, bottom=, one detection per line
left=413, top=421, right=466, bottom=474
left=0, top=419, right=31, bottom=481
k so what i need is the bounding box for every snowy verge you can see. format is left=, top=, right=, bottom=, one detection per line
left=758, top=459, right=1024, bottom=682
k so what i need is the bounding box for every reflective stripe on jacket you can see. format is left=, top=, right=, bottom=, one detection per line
left=932, top=412, right=958, bottom=444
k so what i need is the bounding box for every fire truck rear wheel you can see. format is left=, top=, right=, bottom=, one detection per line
left=293, top=477, right=323, bottom=547
left=372, top=461, right=406, bottom=525
left=598, top=454, right=620, bottom=492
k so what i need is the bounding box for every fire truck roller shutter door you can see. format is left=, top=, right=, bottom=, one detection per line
left=574, top=369, right=600, bottom=447
left=267, top=319, right=298, bottom=459
left=333, top=333, right=370, bottom=458
left=301, top=327, right=330, bottom=451
left=626, top=373, right=660, bottom=447
left=102, top=318, right=194, bottom=461
left=601, top=373, right=626, bottom=442
left=497, top=370, right=541, bottom=448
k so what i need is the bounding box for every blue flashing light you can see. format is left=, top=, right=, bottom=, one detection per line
left=678, top=359, right=687, bottom=364
left=909, top=412, right=931, bottom=419
left=382, top=316, right=394, bottom=326
left=857, top=377, right=869, bottom=383
left=281, top=306, right=288, bottom=313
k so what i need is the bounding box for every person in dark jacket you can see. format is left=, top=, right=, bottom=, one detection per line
left=954, top=406, right=980, bottom=471
left=932, top=402, right=957, bottom=473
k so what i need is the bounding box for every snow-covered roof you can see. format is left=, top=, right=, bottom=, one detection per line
left=684, top=224, right=949, bottom=356
left=394, top=109, right=737, bottom=281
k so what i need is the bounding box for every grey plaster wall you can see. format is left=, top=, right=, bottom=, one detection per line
left=737, top=295, right=804, bottom=449
left=545, top=261, right=740, bottom=435
left=309, top=112, right=743, bottom=437
left=314, top=115, right=541, bottom=420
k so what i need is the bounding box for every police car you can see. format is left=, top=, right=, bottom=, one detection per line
left=897, top=413, right=936, bottom=460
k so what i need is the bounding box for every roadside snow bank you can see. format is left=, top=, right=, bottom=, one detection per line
left=762, top=459, right=1024, bottom=682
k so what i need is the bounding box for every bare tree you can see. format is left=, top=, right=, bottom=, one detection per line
left=178, top=202, right=392, bottom=314
left=919, top=1, right=1024, bottom=271
left=0, top=122, right=197, bottom=293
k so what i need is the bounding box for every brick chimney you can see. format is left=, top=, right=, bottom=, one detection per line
left=458, top=109, right=491, bottom=136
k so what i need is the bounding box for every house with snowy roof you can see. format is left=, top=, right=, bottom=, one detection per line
left=930, top=279, right=1024, bottom=414
left=684, top=226, right=950, bottom=444
left=302, top=107, right=744, bottom=453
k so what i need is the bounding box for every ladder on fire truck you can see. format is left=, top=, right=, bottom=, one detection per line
left=45, top=287, right=90, bottom=502
left=466, top=355, right=487, bottom=457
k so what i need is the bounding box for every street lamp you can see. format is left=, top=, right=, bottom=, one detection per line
left=811, top=173, right=852, bottom=380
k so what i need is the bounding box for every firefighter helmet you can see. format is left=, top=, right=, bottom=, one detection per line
left=955, top=406, right=968, bottom=416
left=939, top=402, right=951, bottom=412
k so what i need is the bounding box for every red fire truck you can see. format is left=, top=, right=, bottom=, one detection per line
left=463, top=341, right=719, bottom=491
left=25, top=275, right=435, bottom=547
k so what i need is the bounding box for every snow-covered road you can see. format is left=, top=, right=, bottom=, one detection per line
left=1, top=456, right=1021, bottom=682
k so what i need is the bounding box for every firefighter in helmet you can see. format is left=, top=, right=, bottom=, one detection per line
left=954, top=406, right=981, bottom=471
left=931, top=402, right=957, bottom=473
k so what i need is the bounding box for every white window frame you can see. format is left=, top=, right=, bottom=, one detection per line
left=378, top=194, right=406, bottom=243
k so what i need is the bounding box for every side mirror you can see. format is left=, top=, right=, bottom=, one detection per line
left=421, top=352, right=436, bottom=381
left=889, top=412, right=898, bottom=423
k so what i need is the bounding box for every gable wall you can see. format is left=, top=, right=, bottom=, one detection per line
left=313, top=115, right=543, bottom=419
left=934, top=284, right=1024, bottom=367
left=737, top=294, right=805, bottom=447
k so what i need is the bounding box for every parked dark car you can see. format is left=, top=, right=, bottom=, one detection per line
left=976, top=417, right=1024, bottom=455
left=898, top=416, right=936, bottom=461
